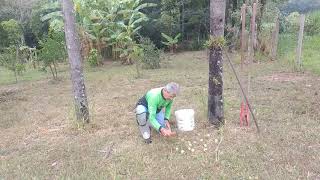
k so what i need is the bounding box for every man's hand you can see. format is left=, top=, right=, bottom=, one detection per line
left=165, top=120, right=171, bottom=131
left=160, top=127, right=176, bottom=137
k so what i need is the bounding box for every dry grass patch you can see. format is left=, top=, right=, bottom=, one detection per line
left=0, top=51, right=320, bottom=179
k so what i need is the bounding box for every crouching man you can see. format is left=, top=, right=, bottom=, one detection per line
left=135, top=82, right=180, bottom=144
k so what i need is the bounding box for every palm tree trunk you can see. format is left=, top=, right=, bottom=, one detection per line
left=208, top=0, right=226, bottom=127
left=62, top=0, right=90, bottom=123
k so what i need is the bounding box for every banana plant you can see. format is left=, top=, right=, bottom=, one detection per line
left=161, top=33, right=181, bottom=54
left=40, top=1, right=64, bottom=32
left=108, top=0, right=156, bottom=64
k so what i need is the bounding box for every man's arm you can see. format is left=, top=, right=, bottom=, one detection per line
left=147, top=98, right=163, bottom=132
left=164, top=101, right=173, bottom=121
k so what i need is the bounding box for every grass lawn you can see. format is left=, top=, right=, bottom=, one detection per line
left=278, top=34, right=320, bottom=74
left=0, top=51, right=319, bottom=179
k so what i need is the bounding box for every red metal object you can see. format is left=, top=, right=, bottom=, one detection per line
left=240, top=102, right=250, bottom=126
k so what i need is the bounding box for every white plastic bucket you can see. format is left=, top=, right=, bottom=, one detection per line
left=175, top=109, right=195, bottom=131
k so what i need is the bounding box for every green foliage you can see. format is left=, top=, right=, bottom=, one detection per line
left=285, top=12, right=300, bottom=33
left=130, top=45, right=144, bottom=78
left=305, top=10, right=320, bottom=35
left=39, top=31, right=66, bottom=63
left=29, top=2, right=51, bottom=42
left=161, top=33, right=181, bottom=46
left=38, top=31, right=66, bottom=79
left=204, top=36, right=226, bottom=49
left=87, top=49, right=100, bottom=67
left=140, top=37, right=161, bottom=69
left=0, top=23, right=9, bottom=49
left=278, top=34, right=320, bottom=74
left=0, top=46, right=18, bottom=72
left=179, top=40, right=206, bottom=51
left=0, top=46, right=25, bottom=82
left=140, top=0, right=209, bottom=49
left=161, top=33, right=181, bottom=52
left=15, top=63, right=26, bottom=76
left=39, top=1, right=63, bottom=32
left=1, top=19, right=22, bottom=45
left=74, top=0, right=156, bottom=61
left=282, top=10, right=320, bottom=35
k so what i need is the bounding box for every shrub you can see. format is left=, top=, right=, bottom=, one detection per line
left=87, top=49, right=99, bottom=67
left=15, top=63, right=26, bottom=75
left=305, top=10, right=320, bottom=35
left=140, top=38, right=161, bottom=69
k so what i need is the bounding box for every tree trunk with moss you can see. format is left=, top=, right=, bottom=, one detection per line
left=208, top=0, right=226, bottom=127
left=62, top=0, right=89, bottom=123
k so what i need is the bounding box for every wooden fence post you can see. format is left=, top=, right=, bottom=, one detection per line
left=271, top=15, right=280, bottom=60
left=248, top=2, right=257, bottom=64
left=296, top=14, right=305, bottom=70
left=241, top=3, right=246, bottom=68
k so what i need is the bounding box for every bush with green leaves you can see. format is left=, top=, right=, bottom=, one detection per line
left=305, top=10, right=320, bottom=35
left=285, top=12, right=301, bottom=34
left=284, top=11, right=320, bottom=35
left=0, top=23, right=9, bottom=49
left=38, top=31, right=66, bottom=79
left=161, top=33, right=181, bottom=53
left=0, top=46, right=25, bottom=82
left=1, top=19, right=22, bottom=46
left=140, top=38, right=161, bottom=69
left=87, top=49, right=100, bottom=67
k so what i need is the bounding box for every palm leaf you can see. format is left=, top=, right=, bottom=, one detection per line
left=161, top=33, right=174, bottom=42
left=41, top=11, right=62, bottom=22
left=174, top=33, right=181, bottom=41
left=134, top=3, right=157, bottom=11
left=132, top=26, right=142, bottom=34
left=161, top=41, right=171, bottom=46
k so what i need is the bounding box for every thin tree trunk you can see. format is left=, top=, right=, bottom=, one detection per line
left=248, top=3, right=257, bottom=63
left=208, top=0, right=226, bottom=127
left=49, top=64, right=56, bottom=79
left=181, top=0, right=185, bottom=40
left=14, top=70, right=18, bottom=83
left=257, top=0, right=266, bottom=33
left=296, top=14, right=305, bottom=70
left=225, top=0, right=230, bottom=26
left=240, top=4, right=246, bottom=68
left=62, top=0, right=89, bottom=123
left=53, top=61, right=58, bottom=78
left=271, top=15, right=280, bottom=60
left=231, top=0, right=238, bottom=26
left=14, top=45, right=19, bottom=83
left=96, top=39, right=103, bottom=65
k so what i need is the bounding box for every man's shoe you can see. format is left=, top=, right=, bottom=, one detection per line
left=144, top=138, right=152, bottom=144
